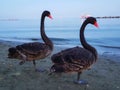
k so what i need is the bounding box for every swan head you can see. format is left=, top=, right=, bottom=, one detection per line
left=43, top=10, right=53, bottom=19
left=86, top=17, right=99, bottom=27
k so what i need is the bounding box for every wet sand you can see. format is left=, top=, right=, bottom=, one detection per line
left=0, top=42, right=120, bottom=90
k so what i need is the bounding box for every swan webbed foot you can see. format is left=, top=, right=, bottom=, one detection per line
left=74, top=80, right=89, bottom=90
left=19, top=61, right=25, bottom=65
left=35, top=68, right=46, bottom=72
left=74, top=80, right=89, bottom=85
left=32, top=60, right=46, bottom=72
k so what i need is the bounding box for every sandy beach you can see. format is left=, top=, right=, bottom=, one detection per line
left=0, top=41, right=120, bottom=90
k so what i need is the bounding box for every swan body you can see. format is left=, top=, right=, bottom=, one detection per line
left=8, top=42, right=51, bottom=61
left=51, top=46, right=96, bottom=73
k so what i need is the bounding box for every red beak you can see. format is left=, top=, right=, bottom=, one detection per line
left=48, top=15, right=53, bottom=19
left=94, top=22, right=99, bottom=28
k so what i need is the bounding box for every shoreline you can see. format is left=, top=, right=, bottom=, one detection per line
left=0, top=41, right=120, bottom=90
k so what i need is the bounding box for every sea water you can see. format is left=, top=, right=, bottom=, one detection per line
left=0, top=18, right=120, bottom=57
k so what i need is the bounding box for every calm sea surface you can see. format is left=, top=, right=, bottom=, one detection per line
left=0, top=18, right=120, bottom=57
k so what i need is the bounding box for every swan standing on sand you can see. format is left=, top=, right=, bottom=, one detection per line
left=50, top=17, right=99, bottom=84
left=8, top=11, right=53, bottom=72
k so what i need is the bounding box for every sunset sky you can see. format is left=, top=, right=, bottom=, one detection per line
left=0, top=0, right=119, bottom=19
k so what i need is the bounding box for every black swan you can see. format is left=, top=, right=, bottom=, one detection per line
left=8, top=11, right=53, bottom=72
left=50, top=17, right=99, bottom=84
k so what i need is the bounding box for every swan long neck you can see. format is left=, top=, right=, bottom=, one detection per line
left=40, top=15, right=53, bottom=50
left=80, top=21, right=98, bottom=60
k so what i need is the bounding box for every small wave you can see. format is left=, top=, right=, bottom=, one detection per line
left=51, top=38, right=70, bottom=41
left=28, top=37, right=71, bottom=42
left=0, top=37, right=71, bottom=44
left=98, top=45, right=120, bottom=49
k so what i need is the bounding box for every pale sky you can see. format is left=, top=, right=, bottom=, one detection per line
left=0, top=0, right=120, bottom=19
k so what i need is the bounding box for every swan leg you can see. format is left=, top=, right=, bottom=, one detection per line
left=33, top=60, right=36, bottom=69
left=33, top=60, right=45, bottom=72
left=33, top=60, right=38, bottom=71
left=77, top=72, right=81, bottom=81
left=74, top=72, right=89, bottom=86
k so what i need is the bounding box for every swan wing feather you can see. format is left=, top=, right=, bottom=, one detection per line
left=16, top=42, right=49, bottom=55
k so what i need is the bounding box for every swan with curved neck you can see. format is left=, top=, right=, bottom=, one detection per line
left=50, top=17, right=99, bottom=85
left=80, top=17, right=98, bottom=60
left=41, top=11, right=53, bottom=50
left=8, top=11, right=53, bottom=72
